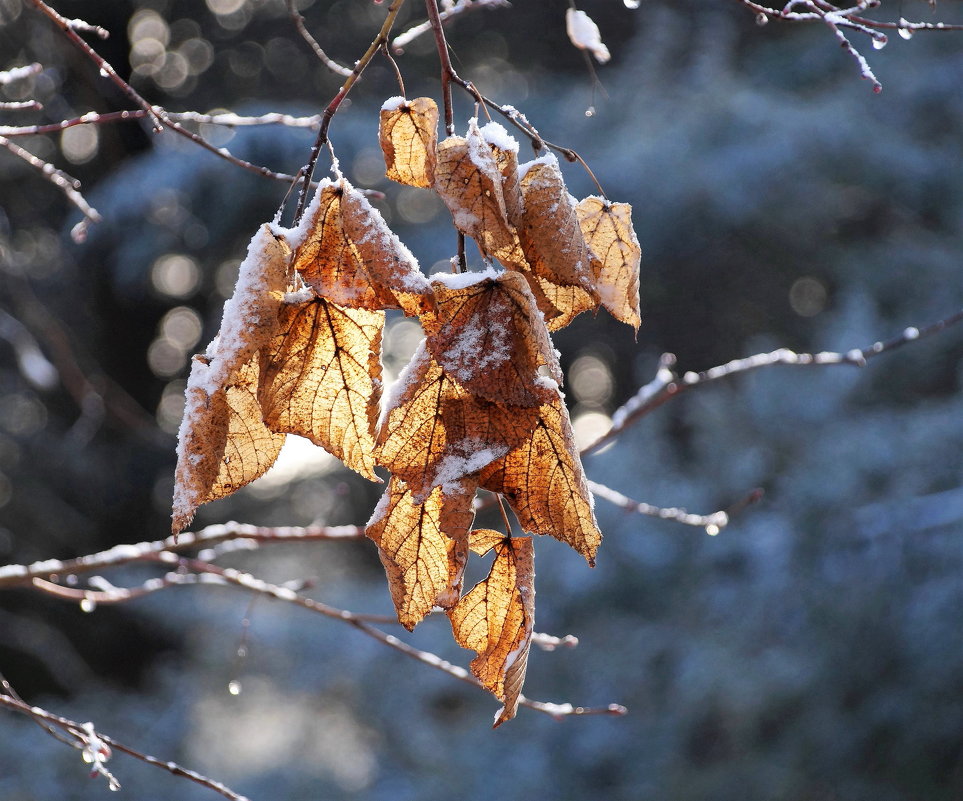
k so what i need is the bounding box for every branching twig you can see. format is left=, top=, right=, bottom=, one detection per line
left=736, top=1, right=963, bottom=90
left=582, top=308, right=963, bottom=457
left=0, top=693, right=249, bottom=800
left=293, top=0, right=407, bottom=224
left=392, top=0, right=511, bottom=52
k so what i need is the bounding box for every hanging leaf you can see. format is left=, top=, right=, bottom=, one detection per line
left=480, top=122, right=528, bottom=270
left=449, top=531, right=535, bottom=727
left=426, top=270, right=561, bottom=406
left=434, top=120, right=516, bottom=258
left=515, top=155, right=599, bottom=330
left=366, top=476, right=476, bottom=630
left=259, top=296, right=384, bottom=481
left=287, top=179, right=434, bottom=318
left=288, top=182, right=381, bottom=308
left=171, top=224, right=290, bottom=534
left=173, top=354, right=285, bottom=535
left=380, top=96, right=439, bottom=188
left=576, top=196, right=642, bottom=331
left=479, top=393, right=601, bottom=565
left=376, top=342, right=540, bottom=502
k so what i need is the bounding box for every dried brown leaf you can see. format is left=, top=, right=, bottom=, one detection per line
left=380, top=96, right=439, bottom=188
left=434, top=121, right=516, bottom=258
left=514, top=155, right=599, bottom=330
left=449, top=532, right=535, bottom=726
left=366, top=476, right=476, bottom=630
left=576, top=197, right=642, bottom=331
left=259, top=297, right=384, bottom=481
left=377, top=343, right=541, bottom=502
left=426, top=270, right=561, bottom=407
left=171, top=225, right=290, bottom=534
left=289, top=182, right=380, bottom=308
left=479, top=393, right=601, bottom=565
left=172, top=354, right=285, bottom=534
left=288, top=179, right=434, bottom=318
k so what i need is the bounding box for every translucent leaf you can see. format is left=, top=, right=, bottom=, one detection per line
left=172, top=354, right=285, bottom=534
left=479, top=393, right=601, bottom=565
left=288, top=179, right=434, bottom=318
left=449, top=532, right=535, bottom=726
left=366, top=476, right=476, bottom=630
left=426, top=270, right=561, bottom=407
left=576, top=196, right=642, bottom=330
left=434, top=121, right=516, bottom=258
left=259, top=297, right=384, bottom=481
left=380, top=96, right=439, bottom=188
left=171, top=225, right=289, bottom=534
left=515, top=155, right=599, bottom=330
left=376, top=342, right=540, bottom=502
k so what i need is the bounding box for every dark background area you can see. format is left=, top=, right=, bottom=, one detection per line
left=1, top=1, right=963, bottom=799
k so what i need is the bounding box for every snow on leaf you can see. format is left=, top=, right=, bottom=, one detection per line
left=376, top=342, right=540, bottom=502
left=479, top=392, right=601, bottom=565
left=449, top=532, right=535, bottom=726
left=171, top=225, right=289, bottom=534
left=566, top=8, right=611, bottom=64
left=434, top=121, right=516, bottom=258
left=259, top=297, right=384, bottom=481
left=515, top=155, right=599, bottom=330
left=286, top=179, right=434, bottom=318
left=576, top=196, right=642, bottom=331
left=426, top=270, right=561, bottom=407
left=287, top=181, right=382, bottom=309
left=366, top=476, right=476, bottom=630
left=340, top=180, right=435, bottom=318
left=380, top=96, right=439, bottom=188
left=172, top=354, right=285, bottom=535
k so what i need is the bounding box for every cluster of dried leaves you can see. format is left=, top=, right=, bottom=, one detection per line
left=172, top=97, right=641, bottom=725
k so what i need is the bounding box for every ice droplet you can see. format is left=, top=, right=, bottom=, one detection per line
left=80, top=597, right=96, bottom=613
left=623, top=0, right=640, bottom=8
left=756, top=12, right=768, bottom=26
left=99, top=68, right=108, bottom=78
left=872, top=35, right=887, bottom=50
left=898, top=19, right=913, bottom=39
left=705, top=523, right=720, bottom=536
left=228, top=680, right=242, bottom=695
left=584, top=106, right=596, bottom=118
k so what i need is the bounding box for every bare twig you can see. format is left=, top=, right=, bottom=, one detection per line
left=0, top=62, right=43, bottom=85
left=0, top=521, right=364, bottom=589
left=286, top=0, right=353, bottom=77
left=0, top=135, right=101, bottom=238
left=0, top=693, right=249, bottom=800
left=736, top=1, right=963, bottom=89
left=582, top=308, right=963, bottom=457
left=392, top=0, right=511, bottom=52
left=0, top=110, right=323, bottom=138
left=588, top=481, right=765, bottom=535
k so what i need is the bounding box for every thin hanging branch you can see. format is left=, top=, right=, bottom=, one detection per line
left=293, top=0, right=408, bottom=224
left=286, top=0, right=353, bottom=78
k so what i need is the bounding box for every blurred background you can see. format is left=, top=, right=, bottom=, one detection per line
left=2, top=0, right=963, bottom=799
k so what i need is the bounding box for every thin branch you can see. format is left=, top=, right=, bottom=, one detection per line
left=0, top=110, right=323, bottom=138
left=27, top=0, right=308, bottom=191
left=0, top=62, right=43, bottom=84
left=582, top=308, right=963, bottom=457
left=0, top=694, right=249, bottom=800
left=392, top=0, right=510, bottom=52
left=0, top=135, right=101, bottom=240
left=0, top=521, right=364, bottom=589
left=286, top=0, right=353, bottom=78
left=587, top=481, right=765, bottom=535
left=293, top=0, right=408, bottom=224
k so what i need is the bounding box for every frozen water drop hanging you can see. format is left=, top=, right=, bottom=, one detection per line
left=623, top=0, right=640, bottom=8
left=872, top=35, right=887, bottom=50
